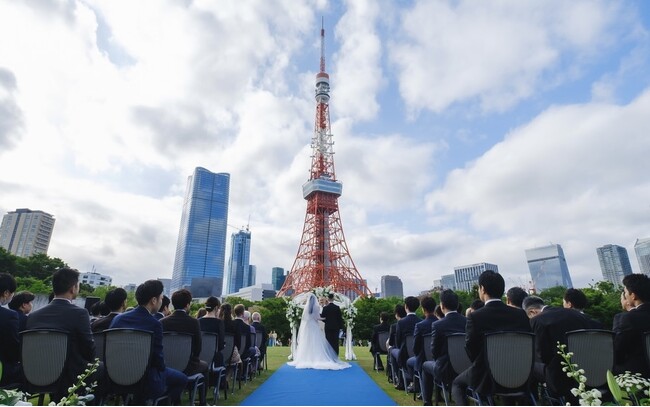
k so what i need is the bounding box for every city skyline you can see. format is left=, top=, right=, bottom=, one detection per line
left=1, top=2, right=649, bottom=296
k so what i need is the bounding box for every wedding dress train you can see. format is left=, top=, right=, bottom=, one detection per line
left=288, top=293, right=350, bottom=370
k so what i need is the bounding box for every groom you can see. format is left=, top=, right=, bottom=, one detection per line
left=321, top=293, right=344, bottom=356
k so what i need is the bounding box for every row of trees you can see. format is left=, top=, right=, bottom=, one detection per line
left=1, top=247, right=625, bottom=342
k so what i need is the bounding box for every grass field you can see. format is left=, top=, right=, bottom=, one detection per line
left=211, top=346, right=422, bottom=406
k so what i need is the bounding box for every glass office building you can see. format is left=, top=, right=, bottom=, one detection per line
left=526, top=244, right=573, bottom=291
left=271, top=267, right=286, bottom=291
left=171, top=167, right=230, bottom=297
left=635, top=237, right=650, bottom=275
left=454, top=263, right=499, bottom=292
left=597, top=244, right=633, bottom=287
left=381, top=275, right=404, bottom=299
left=226, top=228, right=252, bottom=294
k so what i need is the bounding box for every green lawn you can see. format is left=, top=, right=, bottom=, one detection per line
left=210, top=346, right=422, bottom=406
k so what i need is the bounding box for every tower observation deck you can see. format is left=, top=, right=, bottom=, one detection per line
left=277, top=22, right=372, bottom=299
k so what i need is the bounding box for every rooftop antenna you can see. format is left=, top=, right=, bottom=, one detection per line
left=320, top=17, right=325, bottom=73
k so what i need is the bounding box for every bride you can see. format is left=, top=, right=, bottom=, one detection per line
left=288, top=292, right=350, bottom=370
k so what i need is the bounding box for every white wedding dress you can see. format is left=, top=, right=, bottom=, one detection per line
left=288, top=293, right=350, bottom=370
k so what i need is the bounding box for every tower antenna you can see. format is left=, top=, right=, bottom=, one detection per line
left=320, top=17, right=326, bottom=73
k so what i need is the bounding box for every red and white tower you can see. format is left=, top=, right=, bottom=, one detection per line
left=277, top=23, right=372, bottom=299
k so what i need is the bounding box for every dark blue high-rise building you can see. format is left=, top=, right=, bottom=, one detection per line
left=272, top=267, right=286, bottom=291
left=226, top=228, right=252, bottom=294
left=171, top=167, right=230, bottom=297
left=526, top=244, right=573, bottom=292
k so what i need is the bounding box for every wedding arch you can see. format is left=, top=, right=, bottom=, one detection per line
left=285, top=286, right=358, bottom=361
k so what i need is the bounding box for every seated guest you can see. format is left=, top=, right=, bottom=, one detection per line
left=91, top=288, right=128, bottom=332
left=406, top=296, right=438, bottom=393
left=389, top=296, right=421, bottom=391
left=110, top=280, right=187, bottom=404
left=464, top=299, right=484, bottom=317
left=8, top=290, right=35, bottom=331
left=154, top=295, right=171, bottom=320
left=370, top=311, right=390, bottom=370
left=451, top=270, right=531, bottom=405
left=434, top=305, right=445, bottom=320
left=233, top=305, right=255, bottom=360
left=251, top=312, right=268, bottom=371
left=161, top=289, right=209, bottom=377
left=523, top=295, right=594, bottom=401
left=199, top=296, right=225, bottom=367
left=421, top=289, right=466, bottom=406
left=0, top=273, right=21, bottom=386
left=563, top=288, right=603, bottom=328
left=506, top=286, right=528, bottom=309
left=26, top=267, right=97, bottom=402
left=614, top=274, right=650, bottom=377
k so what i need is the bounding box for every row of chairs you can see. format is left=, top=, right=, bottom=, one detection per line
left=376, top=329, right=635, bottom=406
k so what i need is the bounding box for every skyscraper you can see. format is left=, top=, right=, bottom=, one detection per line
left=635, top=237, right=650, bottom=275
left=597, top=244, right=633, bottom=287
left=247, top=265, right=256, bottom=287
left=526, top=244, right=573, bottom=292
left=271, top=267, right=286, bottom=291
left=454, top=263, right=499, bottom=292
left=381, top=275, right=403, bottom=299
left=441, top=273, right=456, bottom=290
left=226, top=228, right=252, bottom=295
left=0, top=208, right=55, bottom=257
left=171, top=167, right=230, bottom=297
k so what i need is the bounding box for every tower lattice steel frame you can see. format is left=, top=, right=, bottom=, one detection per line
left=277, top=23, right=371, bottom=298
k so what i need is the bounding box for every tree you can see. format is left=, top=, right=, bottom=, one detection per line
left=15, top=276, right=50, bottom=294
left=256, top=297, right=290, bottom=340
left=15, top=253, right=66, bottom=281
left=223, top=296, right=254, bottom=309
left=0, top=247, right=17, bottom=274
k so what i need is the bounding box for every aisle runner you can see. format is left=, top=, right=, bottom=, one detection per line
left=241, top=363, right=397, bottom=406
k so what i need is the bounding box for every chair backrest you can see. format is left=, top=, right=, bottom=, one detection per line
left=404, top=334, right=415, bottom=358
left=240, top=332, right=249, bottom=358
left=104, top=328, right=153, bottom=386
left=447, top=333, right=471, bottom=374
left=222, top=333, right=236, bottom=365
left=255, top=331, right=263, bottom=349
left=485, top=331, right=534, bottom=390
left=566, top=329, right=614, bottom=388
left=21, top=329, right=68, bottom=387
left=644, top=331, right=650, bottom=373
left=422, top=333, right=433, bottom=361
left=377, top=331, right=389, bottom=353
left=162, top=331, right=193, bottom=372
left=93, top=331, right=106, bottom=361
left=199, top=331, right=218, bottom=365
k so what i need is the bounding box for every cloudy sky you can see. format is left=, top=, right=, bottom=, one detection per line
left=1, top=0, right=649, bottom=296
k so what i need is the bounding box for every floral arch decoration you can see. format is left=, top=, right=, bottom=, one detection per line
left=285, top=286, right=358, bottom=361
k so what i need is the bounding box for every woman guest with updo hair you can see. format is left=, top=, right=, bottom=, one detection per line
left=199, top=296, right=225, bottom=367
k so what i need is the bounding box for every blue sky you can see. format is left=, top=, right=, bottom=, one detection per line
left=1, top=0, right=649, bottom=296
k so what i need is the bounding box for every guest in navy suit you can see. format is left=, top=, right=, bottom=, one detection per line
left=233, top=304, right=255, bottom=360
left=614, top=274, right=650, bottom=377
left=110, top=280, right=187, bottom=405
left=8, top=290, right=35, bottom=332
left=387, top=304, right=406, bottom=382
left=451, top=270, right=531, bottom=405
left=370, top=311, right=390, bottom=370
left=406, top=296, right=438, bottom=393
left=390, top=296, right=421, bottom=390
left=91, top=287, right=127, bottom=333
left=154, top=295, right=171, bottom=320
left=26, top=267, right=98, bottom=402
left=0, top=273, right=21, bottom=387
left=421, top=289, right=467, bottom=406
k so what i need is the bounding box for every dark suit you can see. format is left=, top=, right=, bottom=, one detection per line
left=407, top=315, right=438, bottom=382
left=451, top=300, right=531, bottom=405
left=233, top=318, right=254, bottom=359
left=614, top=303, right=650, bottom=377
left=0, top=307, right=21, bottom=386
left=199, top=317, right=225, bottom=366
left=390, top=313, right=421, bottom=387
left=370, top=321, right=390, bottom=369
left=161, top=310, right=209, bottom=376
left=252, top=321, right=268, bottom=366
left=91, top=312, right=119, bottom=333
left=321, top=302, right=344, bottom=355
left=110, top=306, right=187, bottom=403
left=387, top=322, right=398, bottom=379
left=530, top=306, right=595, bottom=398
left=421, top=311, right=467, bottom=404
left=26, top=299, right=96, bottom=401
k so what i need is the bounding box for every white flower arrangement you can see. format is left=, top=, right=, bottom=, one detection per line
left=342, top=303, right=358, bottom=329
left=284, top=297, right=303, bottom=330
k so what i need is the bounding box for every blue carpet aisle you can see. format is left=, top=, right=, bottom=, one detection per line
left=241, top=362, right=397, bottom=406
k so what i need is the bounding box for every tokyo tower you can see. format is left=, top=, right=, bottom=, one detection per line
left=277, top=22, right=372, bottom=299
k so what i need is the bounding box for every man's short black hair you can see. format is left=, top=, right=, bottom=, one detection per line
left=623, top=273, right=650, bottom=303
left=52, top=267, right=80, bottom=295
left=470, top=299, right=484, bottom=310
left=0, top=272, right=17, bottom=295
left=105, top=288, right=128, bottom=312
left=404, top=296, right=420, bottom=313
left=159, top=295, right=170, bottom=312
left=380, top=311, right=390, bottom=323
left=506, top=286, right=529, bottom=308
left=394, top=303, right=406, bottom=318
left=171, top=289, right=192, bottom=310
left=440, top=289, right=459, bottom=312
left=328, top=293, right=334, bottom=300
left=135, top=280, right=164, bottom=306
left=478, top=270, right=505, bottom=299
left=8, top=291, right=35, bottom=311
left=564, top=288, right=588, bottom=309
left=420, top=296, right=437, bottom=313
